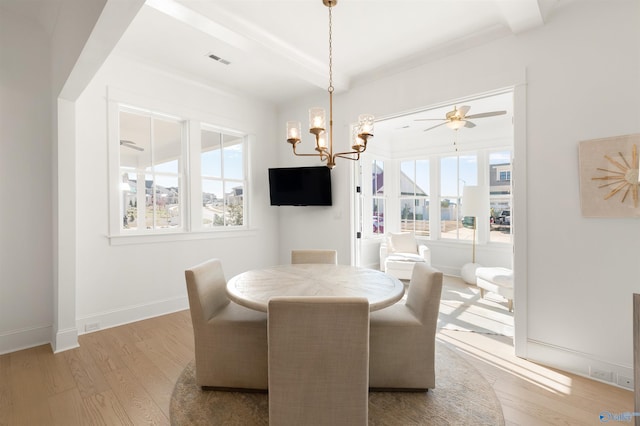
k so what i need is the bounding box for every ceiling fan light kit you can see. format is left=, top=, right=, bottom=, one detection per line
left=446, top=120, right=466, bottom=131
left=285, top=0, right=373, bottom=169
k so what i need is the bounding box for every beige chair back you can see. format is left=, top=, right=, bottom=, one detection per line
left=405, top=261, right=444, bottom=324
left=291, top=249, right=338, bottom=264
left=185, top=258, right=268, bottom=389
left=268, top=296, right=369, bottom=426
left=185, top=258, right=229, bottom=327
left=368, top=262, right=443, bottom=390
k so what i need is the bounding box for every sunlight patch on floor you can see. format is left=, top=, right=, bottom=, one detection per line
left=438, top=331, right=574, bottom=396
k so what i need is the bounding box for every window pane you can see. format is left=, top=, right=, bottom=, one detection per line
left=372, top=198, right=384, bottom=234
left=202, top=129, right=222, bottom=177
left=201, top=126, right=247, bottom=230
left=225, top=181, right=244, bottom=226
left=459, top=155, right=478, bottom=188
left=440, top=155, right=476, bottom=240
left=202, top=180, right=223, bottom=227
left=440, top=196, right=460, bottom=240
left=399, top=160, right=430, bottom=237
left=119, top=111, right=151, bottom=167
left=121, top=172, right=138, bottom=230
left=400, top=199, right=414, bottom=231
left=372, top=160, right=384, bottom=195
left=414, top=198, right=429, bottom=236
left=119, top=110, right=182, bottom=232
left=440, top=156, right=458, bottom=196
left=151, top=175, right=179, bottom=229
left=154, top=117, right=181, bottom=168
left=400, top=161, right=414, bottom=195
left=489, top=150, right=512, bottom=243
left=155, top=159, right=178, bottom=174
left=202, top=150, right=221, bottom=178
left=400, top=198, right=430, bottom=236
left=415, top=160, right=429, bottom=196
left=223, top=140, right=243, bottom=180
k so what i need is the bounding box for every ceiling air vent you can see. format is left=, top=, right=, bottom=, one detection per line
left=208, top=53, right=231, bottom=65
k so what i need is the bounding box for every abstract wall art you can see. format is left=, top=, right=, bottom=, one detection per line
left=578, top=133, right=640, bottom=218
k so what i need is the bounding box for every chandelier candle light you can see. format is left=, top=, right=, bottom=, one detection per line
left=286, top=0, right=374, bottom=169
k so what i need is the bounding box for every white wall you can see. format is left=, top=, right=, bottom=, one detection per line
left=279, top=0, right=640, bottom=385
left=0, top=10, right=53, bottom=353
left=73, top=54, right=280, bottom=333
left=518, top=0, right=639, bottom=382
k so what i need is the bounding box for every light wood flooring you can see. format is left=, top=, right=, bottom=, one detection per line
left=0, top=310, right=633, bottom=425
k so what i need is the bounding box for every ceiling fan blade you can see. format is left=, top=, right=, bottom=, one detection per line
left=120, top=140, right=145, bottom=151
left=423, top=122, right=448, bottom=132
left=465, top=110, right=507, bottom=119
left=464, top=121, right=476, bottom=128
left=458, top=105, right=471, bottom=116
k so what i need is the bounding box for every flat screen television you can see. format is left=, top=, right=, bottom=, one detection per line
left=268, top=166, right=332, bottom=206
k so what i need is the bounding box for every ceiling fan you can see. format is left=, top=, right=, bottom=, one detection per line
left=120, top=139, right=144, bottom=151
left=415, top=105, right=506, bottom=132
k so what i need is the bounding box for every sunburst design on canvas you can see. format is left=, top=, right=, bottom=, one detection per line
left=591, top=144, right=639, bottom=207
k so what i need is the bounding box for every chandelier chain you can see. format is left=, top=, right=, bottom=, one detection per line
left=328, top=5, right=334, bottom=93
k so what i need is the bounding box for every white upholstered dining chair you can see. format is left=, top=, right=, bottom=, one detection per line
left=291, top=249, right=338, bottom=264
left=268, top=296, right=370, bottom=426
left=184, top=258, right=268, bottom=390
left=369, top=262, right=443, bottom=390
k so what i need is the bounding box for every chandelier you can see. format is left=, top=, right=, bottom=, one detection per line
left=286, top=0, right=374, bottom=169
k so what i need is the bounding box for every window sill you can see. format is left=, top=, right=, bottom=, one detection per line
left=108, top=228, right=257, bottom=246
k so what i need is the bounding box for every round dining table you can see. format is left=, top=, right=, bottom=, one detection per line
left=226, top=264, right=405, bottom=312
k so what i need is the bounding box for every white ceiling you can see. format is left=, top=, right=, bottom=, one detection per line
left=110, top=0, right=572, bottom=106
left=1, top=0, right=574, bottom=149
left=373, top=90, right=514, bottom=155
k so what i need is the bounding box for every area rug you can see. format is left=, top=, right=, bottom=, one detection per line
left=438, top=276, right=514, bottom=337
left=170, top=342, right=504, bottom=425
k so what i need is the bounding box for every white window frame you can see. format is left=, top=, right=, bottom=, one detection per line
left=107, top=92, right=251, bottom=245
left=362, top=147, right=511, bottom=245
left=198, top=123, right=248, bottom=230
left=399, top=159, right=430, bottom=237
left=116, top=105, right=187, bottom=235
left=360, top=158, right=389, bottom=239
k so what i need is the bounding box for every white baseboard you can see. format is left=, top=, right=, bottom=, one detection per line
left=0, top=324, right=52, bottom=355
left=526, top=338, right=634, bottom=391
left=53, top=327, right=79, bottom=353
left=76, top=296, right=189, bottom=336
left=0, top=297, right=188, bottom=355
